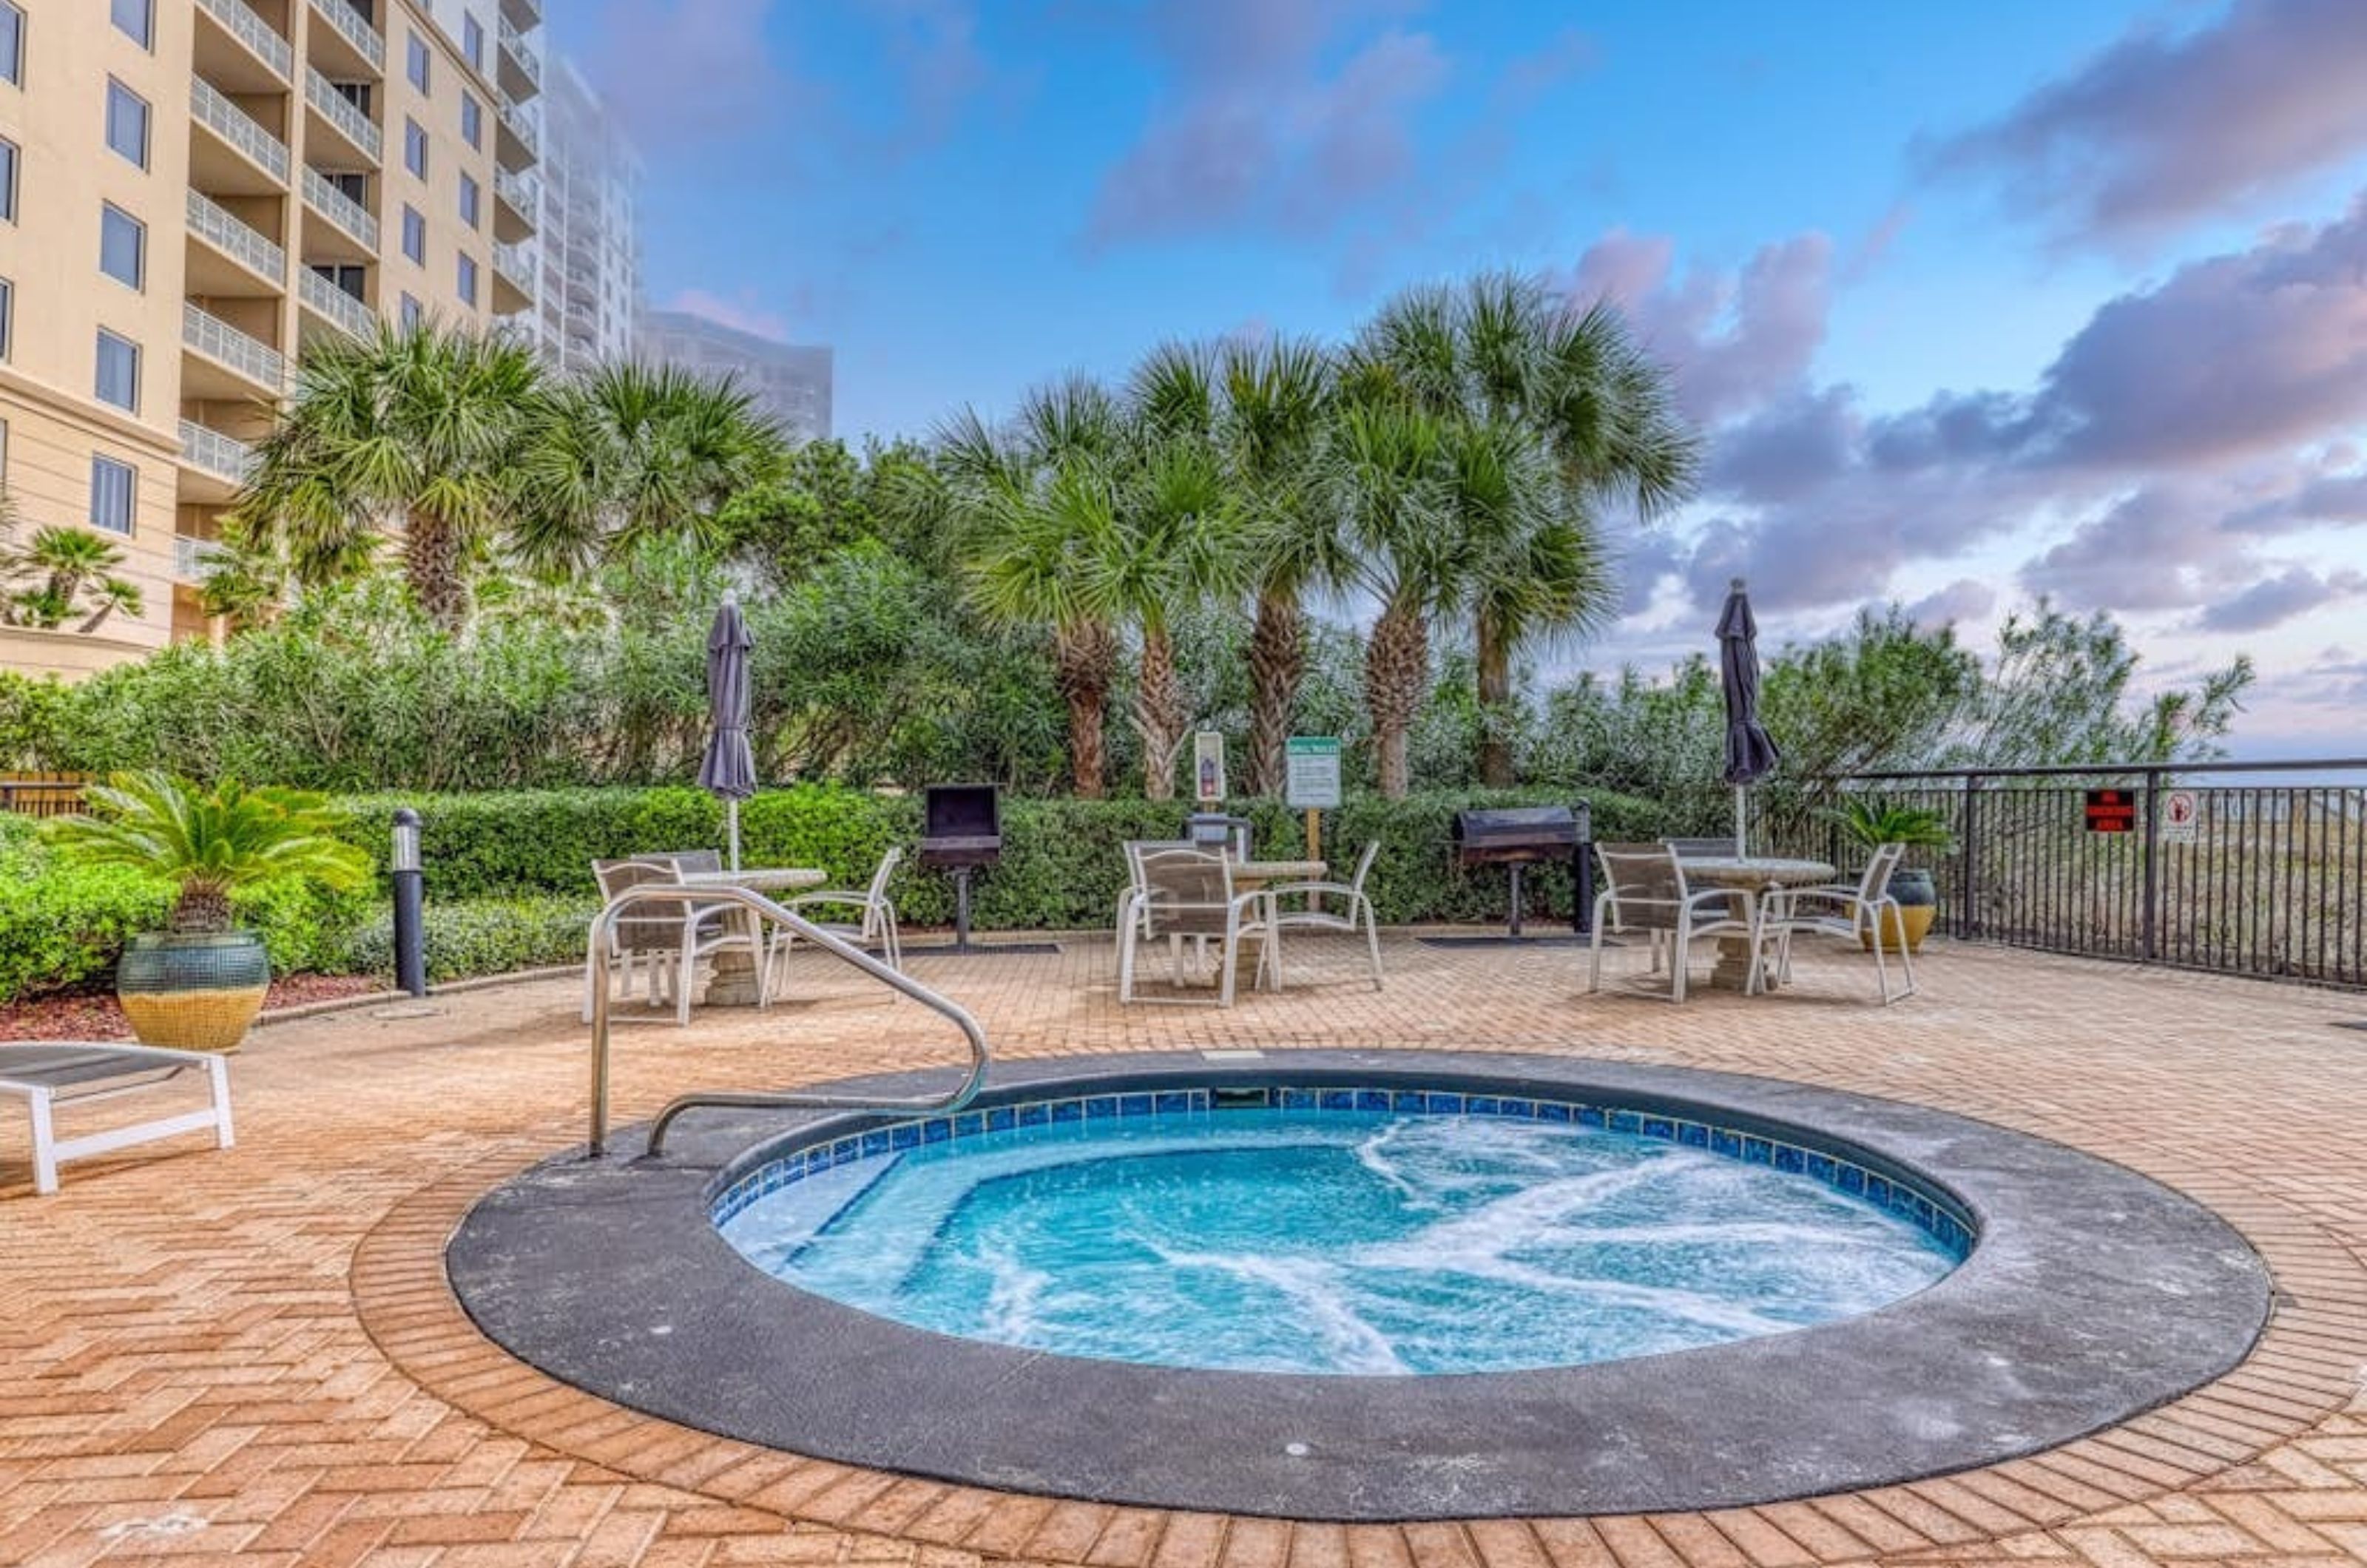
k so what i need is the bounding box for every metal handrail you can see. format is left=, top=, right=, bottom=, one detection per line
left=587, top=882, right=990, bottom=1158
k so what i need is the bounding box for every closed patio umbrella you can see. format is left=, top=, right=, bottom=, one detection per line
left=698, top=593, right=757, bottom=871
left=1717, top=578, right=1780, bottom=856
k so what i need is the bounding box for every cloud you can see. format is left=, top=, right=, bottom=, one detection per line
left=581, top=0, right=800, bottom=152
left=857, top=0, right=998, bottom=149
left=1903, top=580, right=1999, bottom=628
left=1921, top=0, right=2367, bottom=247
left=2019, top=483, right=2219, bottom=611
left=660, top=288, right=793, bottom=342
left=2195, top=567, right=2367, bottom=632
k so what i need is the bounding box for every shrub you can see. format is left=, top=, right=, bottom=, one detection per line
left=339, top=895, right=595, bottom=985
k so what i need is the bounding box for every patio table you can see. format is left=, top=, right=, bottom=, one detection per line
left=1677, top=856, right=1834, bottom=992
left=1229, top=858, right=1326, bottom=992
left=675, top=866, right=828, bottom=1006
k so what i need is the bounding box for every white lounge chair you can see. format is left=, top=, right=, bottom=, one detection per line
left=1759, top=842, right=1918, bottom=1004
left=770, top=846, right=904, bottom=979
left=1263, top=840, right=1384, bottom=990
left=1588, top=842, right=1767, bottom=1002
left=1, top=1042, right=234, bottom=1196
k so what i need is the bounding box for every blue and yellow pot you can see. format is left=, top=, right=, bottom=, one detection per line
left=116, top=930, right=271, bottom=1052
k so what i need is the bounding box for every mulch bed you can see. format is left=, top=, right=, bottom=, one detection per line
left=0, top=974, right=385, bottom=1041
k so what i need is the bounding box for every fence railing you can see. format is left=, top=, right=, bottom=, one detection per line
left=0, top=775, right=89, bottom=820
left=1760, top=759, right=2367, bottom=990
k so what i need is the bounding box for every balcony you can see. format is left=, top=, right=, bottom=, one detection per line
left=493, top=166, right=537, bottom=243
left=497, top=15, right=541, bottom=100
left=306, top=0, right=385, bottom=77
left=195, top=0, right=291, bottom=89
left=500, top=0, right=539, bottom=30
left=176, top=422, right=256, bottom=505
left=191, top=76, right=291, bottom=192
left=492, top=243, right=534, bottom=311
left=183, top=302, right=288, bottom=399
left=495, top=89, right=538, bottom=170
left=301, top=166, right=379, bottom=255
left=185, top=189, right=286, bottom=294
left=172, top=533, right=234, bottom=583
left=299, top=268, right=377, bottom=339
left=304, top=67, right=381, bottom=166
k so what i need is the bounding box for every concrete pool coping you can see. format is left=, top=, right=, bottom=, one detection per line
left=446, top=1049, right=2272, bottom=1522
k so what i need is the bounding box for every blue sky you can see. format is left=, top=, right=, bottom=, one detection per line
left=558, top=0, right=2367, bottom=753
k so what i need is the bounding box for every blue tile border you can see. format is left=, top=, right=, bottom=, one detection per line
left=709, top=1083, right=1978, bottom=1256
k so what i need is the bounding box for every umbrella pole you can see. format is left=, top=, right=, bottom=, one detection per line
left=1734, top=785, right=1746, bottom=859
left=727, top=800, right=741, bottom=872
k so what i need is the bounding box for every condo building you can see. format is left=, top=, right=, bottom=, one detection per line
left=531, top=56, right=638, bottom=376
left=0, top=0, right=544, bottom=680
left=639, top=308, right=832, bottom=445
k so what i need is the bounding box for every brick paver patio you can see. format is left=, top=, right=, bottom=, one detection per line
left=6, top=933, right=2367, bottom=1568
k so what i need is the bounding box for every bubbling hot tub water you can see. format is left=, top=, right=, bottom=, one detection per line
left=717, top=1094, right=1965, bottom=1376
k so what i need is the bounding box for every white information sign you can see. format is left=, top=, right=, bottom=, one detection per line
left=2161, top=788, right=2200, bottom=845
left=1194, top=731, right=1227, bottom=804
left=1285, top=736, right=1343, bottom=810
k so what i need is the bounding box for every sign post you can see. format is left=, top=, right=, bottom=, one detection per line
left=1285, top=737, right=1343, bottom=865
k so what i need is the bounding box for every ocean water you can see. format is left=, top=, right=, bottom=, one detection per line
left=718, top=1109, right=1962, bottom=1375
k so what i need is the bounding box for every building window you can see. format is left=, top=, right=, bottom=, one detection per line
left=90, top=456, right=136, bottom=535
left=399, top=293, right=423, bottom=331
left=407, top=31, right=430, bottom=92
left=100, top=203, right=144, bottom=289
left=311, top=261, right=366, bottom=300
left=95, top=329, right=141, bottom=412
left=457, top=253, right=478, bottom=307
left=0, top=136, right=15, bottom=222
left=404, top=118, right=427, bottom=178
left=460, top=92, right=481, bottom=150
left=459, top=173, right=479, bottom=229
left=401, top=203, right=424, bottom=262
left=0, top=277, right=11, bottom=359
left=106, top=78, right=149, bottom=169
left=463, top=15, right=484, bottom=70
left=111, top=0, right=152, bottom=49
left=0, top=4, right=21, bottom=88
left=326, top=169, right=368, bottom=205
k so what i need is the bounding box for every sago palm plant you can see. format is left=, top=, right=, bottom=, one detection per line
left=47, top=772, right=372, bottom=934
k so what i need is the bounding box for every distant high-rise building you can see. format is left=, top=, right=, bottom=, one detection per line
left=0, top=0, right=547, bottom=679
left=530, top=57, right=638, bottom=375
left=639, top=310, right=831, bottom=444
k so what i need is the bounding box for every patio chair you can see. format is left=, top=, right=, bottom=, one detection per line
left=770, top=846, right=904, bottom=979
left=584, top=857, right=763, bottom=1025
left=1118, top=847, right=1270, bottom=1007
left=1758, top=842, right=1917, bottom=1004
left=1588, top=842, right=1766, bottom=1003
left=1, top=1042, right=234, bottom=1196
left=1664, top=837, right=1739, bottom=859
left=1265, top=840, right=1384, bottom=990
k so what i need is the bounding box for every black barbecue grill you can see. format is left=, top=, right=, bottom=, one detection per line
left=922, top=785, right=1002, bottom=950
left=1451, top=804, right=1593, bottom=938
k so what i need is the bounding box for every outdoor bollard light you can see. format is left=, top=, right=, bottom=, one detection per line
left=391, top=808, right=427, bottom=998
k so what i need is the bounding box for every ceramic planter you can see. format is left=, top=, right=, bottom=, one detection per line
left=116, top=930, right=271, bottom=1052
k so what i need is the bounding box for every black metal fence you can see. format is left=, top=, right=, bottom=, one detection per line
left=1760, top=759, right=2367, bottom=990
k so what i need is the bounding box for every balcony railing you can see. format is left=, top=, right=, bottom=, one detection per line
left=301, top=165, right=379, bottom=250
left=183, top=302, right=288, bottom=390
left=497, top=89, right=540, bottom=158
left=173, top=534, right=233, bottom=582
left=196, top=0, right=292, bottom=80
left=300, top=268, right=377, bottom=338
left=501, top=0, right=540, bottom=29
left=186, top=189, right=286, bottom=282
left=305, top=67, right=382, bottom=163
left=191, top=76, right=291, bottom=184
left=496, top=165, right=538, bottom=214
left=493, top=242, right=534, bottom=297
left=178, top=421, right=258, bottom=487
left=498, top=15, right=541, bottom=84
left=307, top=0, right=385, bottom=72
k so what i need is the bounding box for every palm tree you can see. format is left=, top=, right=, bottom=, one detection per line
left=946, top=379, right=1129, bottom=799
left=232, top=322, right=547, bottom=631
left=1, top=524, right=146, bottom=632
left=511, top=361, right=783, bottom=575
left=1352, top=274, right=1699, bottom=785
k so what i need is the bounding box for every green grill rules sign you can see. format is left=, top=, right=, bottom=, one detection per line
left=1286, top=737, right=1343, bottom=810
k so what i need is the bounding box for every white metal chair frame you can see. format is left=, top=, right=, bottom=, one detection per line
left=1588, top=842, right=1768, bottom=1003
left=584, top=857, right=766, bottom=1025
left=770, top=846, right=905, bottom=980
left=1263, top=840, right=1384, bottom=990
left=1, top=1042, right=234, bottom=1196
left=1118, top=847, right=1271, bottom=1007
left=1759, top=842, right=1918, bottom=1004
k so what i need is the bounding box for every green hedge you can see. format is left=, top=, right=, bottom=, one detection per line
left=0, top=784, right=1701, bottom=1004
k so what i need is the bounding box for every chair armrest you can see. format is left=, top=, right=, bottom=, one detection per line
left=783, top=890, right=874, bottom=912
left=1259, top=879, right=1361, bottom=902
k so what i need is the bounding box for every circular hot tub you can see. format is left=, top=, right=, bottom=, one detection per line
left=449, top=1051, right=2270, bottom=1520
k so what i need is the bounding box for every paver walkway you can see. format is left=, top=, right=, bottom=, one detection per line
left=5, top=933, right=2367, bottom=1568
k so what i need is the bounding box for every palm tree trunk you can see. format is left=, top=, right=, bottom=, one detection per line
left=1246, top=587, right=1303, bottom=797
left=1476, top=607, right=1516, bottom=788
left=1365, top=600, right=1428, bottom=800
left=77, top=603, right=115, bottom=634
left=406, top=509, right=468, bottom=632
left=1056, top=621, right=1116, bottom=800
left=1132, top=623, right=1189, bottom=801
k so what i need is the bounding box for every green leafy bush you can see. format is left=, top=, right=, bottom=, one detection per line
left=339, top=896, right=595, bottom=985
